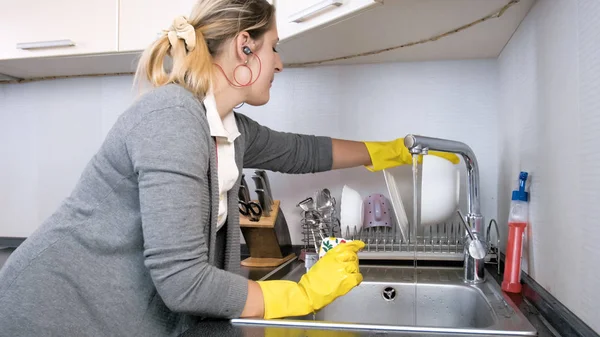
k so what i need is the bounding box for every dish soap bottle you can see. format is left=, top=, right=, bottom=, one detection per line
left=502, top=171, right=529, bottom=293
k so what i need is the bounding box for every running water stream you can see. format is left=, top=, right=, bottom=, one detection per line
left=411, top=154, right=422, bottom=325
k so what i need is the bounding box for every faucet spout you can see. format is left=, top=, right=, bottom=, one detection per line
left=404, top=135, right=481, bottom=231
left=404, top=134, right=486, bottom=283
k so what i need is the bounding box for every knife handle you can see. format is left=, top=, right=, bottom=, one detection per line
left=238, top=185, right=251, bottom=203
left=255, top=189, right=271, bottom=217
left=240, top=175, right=252, bottom=200
left=251, top=176, right=272, bottom=211
left=255, top=170, right=274, bottom=202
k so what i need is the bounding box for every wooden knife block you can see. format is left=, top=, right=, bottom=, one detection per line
left=239, top=200, right=295, bottom=268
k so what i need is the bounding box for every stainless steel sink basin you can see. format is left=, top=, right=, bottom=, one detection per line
left=310, top=281, right=495, bottom=329
left=232, top=264, right=537, bottom=336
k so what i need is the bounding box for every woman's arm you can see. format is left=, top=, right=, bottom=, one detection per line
left=238, top=114, right=374, bottom=173
left=331, top=139, right=371, bottom=169
left=238, top=113, right=334, bottom=174
left=238, top=112, right=373, bottom=172
left=238, top=114, right=460, bottom=174
left=240, top=280, right=265, bottom=318
left=127, top=106, right=249, bottom=318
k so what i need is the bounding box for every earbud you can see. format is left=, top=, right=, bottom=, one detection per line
left=242, top=46, right=252, bottom=55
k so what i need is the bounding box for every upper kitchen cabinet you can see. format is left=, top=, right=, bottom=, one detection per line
left=275, top=0, right=382, bottom=42
left=118, top=0, right=272, bottom=52
left=0, top=0, right=536, bottom=81
left=277, top=0, right=536, bottom=67
left=118, top=0, right=198, bottom=52
left=0, top=0, right=118, bottom=61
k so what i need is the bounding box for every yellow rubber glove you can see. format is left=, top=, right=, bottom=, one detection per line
left=364, top=138, right=460, bottom=172
left=257, top=240, right=365, bottom=319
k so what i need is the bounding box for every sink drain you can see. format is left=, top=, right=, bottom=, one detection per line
left=381, top=287, right=397, bottom=301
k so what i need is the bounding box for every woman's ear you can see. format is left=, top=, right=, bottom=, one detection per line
left=235, top=31, right=252, bottom=61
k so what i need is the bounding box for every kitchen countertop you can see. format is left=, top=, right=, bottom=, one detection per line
left=0, top=247, right=13, bottom=268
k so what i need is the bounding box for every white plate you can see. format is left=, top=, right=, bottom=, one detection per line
left=340, top=185, right=363, bottom=234
left=383, top=168, right=409, bottom=242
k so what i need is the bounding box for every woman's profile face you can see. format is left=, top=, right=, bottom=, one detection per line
left=245, top=20, right=283, bottom=106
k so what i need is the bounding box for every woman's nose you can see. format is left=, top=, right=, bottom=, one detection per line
left=275, top=54, right=283, bottom=73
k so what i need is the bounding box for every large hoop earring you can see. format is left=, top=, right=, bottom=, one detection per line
left=214, top=54, right=262, bottom=88
left=233, top=61, right=253, bottom=86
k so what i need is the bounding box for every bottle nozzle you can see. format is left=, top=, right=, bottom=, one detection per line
left=519, top=171, right=528, bottom=193
left=512, top=171, right=529, bottom=202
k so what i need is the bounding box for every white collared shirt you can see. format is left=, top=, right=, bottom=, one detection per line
left=203, top=91, right=241, bottom=231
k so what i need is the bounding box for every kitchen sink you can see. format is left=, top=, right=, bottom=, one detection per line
left=232, top=264, right=537, bottom=336
left=307, top=281, right=495, bottom=329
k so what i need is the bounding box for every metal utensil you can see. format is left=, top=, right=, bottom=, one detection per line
left=321, top=188, right=333, bottom=205
left=316, top=189, right=336, bottom=225
left=316, top=188, right=335, bottom=211
left=305, top=210, right=324, bottom=223
left=310, top=229, right=320, bottom=252
left=255, top=189, right=271, bottom=217
left=319, top=223, right=330, bottom=239
left=297, top=197, right=315, bottom=212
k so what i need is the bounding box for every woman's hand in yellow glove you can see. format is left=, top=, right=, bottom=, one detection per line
left=364, top=138, right=460, bottom=172
left=257, top=240, right=365, bottom=319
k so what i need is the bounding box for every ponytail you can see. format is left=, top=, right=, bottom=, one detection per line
left=135, top=17, right=214, bottom=98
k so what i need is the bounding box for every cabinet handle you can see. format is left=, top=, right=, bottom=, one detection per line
left=289, top=0, right=343, bottom=23
left=17, top=39, right=75, bottom=50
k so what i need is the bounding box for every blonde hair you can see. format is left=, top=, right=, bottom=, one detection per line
left=134, top=0, right=275, bottom=97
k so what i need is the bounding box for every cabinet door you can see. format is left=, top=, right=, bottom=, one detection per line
left=119, top=0, right=198, bottom=52
left=0, top=0, right=117, bottom=60
left=275, top=0, right=381, bottom=41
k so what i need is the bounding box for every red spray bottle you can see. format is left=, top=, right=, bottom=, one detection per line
left=502, top=171, right=529, bottom=293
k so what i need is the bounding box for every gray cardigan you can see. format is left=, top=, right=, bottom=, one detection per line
left=0, top=84, right=333, bottom=336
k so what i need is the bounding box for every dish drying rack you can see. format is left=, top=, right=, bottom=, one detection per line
left=341, top=214, right=467, bottom=261
left=298, top=191, right=489, bottom=262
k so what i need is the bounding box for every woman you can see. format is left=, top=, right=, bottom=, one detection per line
left=0, top=1, right=458, bottom=336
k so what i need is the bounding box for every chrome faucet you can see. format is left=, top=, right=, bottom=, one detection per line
left=404, top=134, right=486, bottom=284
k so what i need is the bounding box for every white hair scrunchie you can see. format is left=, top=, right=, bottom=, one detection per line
left=166, top=16, right=197, bottom=52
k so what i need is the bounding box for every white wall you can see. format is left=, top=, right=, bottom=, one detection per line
left=498, top=0, right=600, bottom=333
left=0, top=60, right=499, bottom=243
left=0, top=76, right=133, bottom=238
